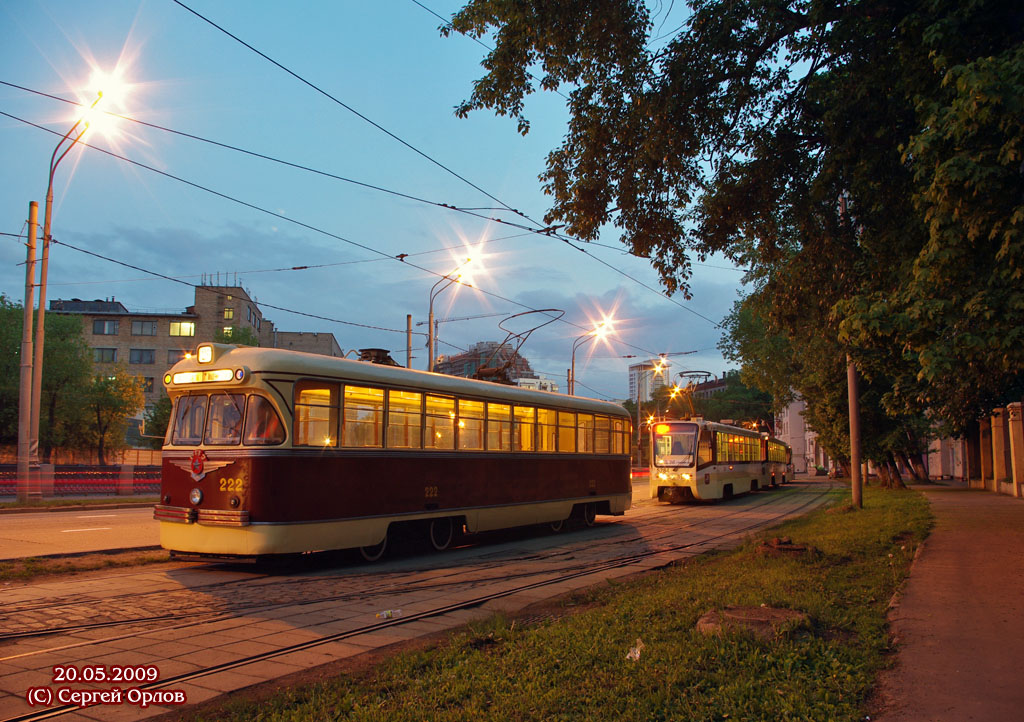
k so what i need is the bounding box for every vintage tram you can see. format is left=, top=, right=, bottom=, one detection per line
left=649, top=418, right=792, bottom=502
left=155, top=343, right=633, bottom=560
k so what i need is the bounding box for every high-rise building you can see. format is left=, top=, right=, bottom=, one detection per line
left=628, top=359, right=672, bottom=403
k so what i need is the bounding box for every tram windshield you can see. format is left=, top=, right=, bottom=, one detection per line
left=652, top=422, right=698, bottom=467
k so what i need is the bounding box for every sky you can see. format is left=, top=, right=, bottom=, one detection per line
left=0, top=0, right=749, bottom=402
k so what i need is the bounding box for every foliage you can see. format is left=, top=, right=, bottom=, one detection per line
left=214, top=326, right=260, bottom=347
left=186, top=486, right=932, bottom=722
left=82, top=365, right=145, bottom=465
left=0, top=295, right=93, bottom=459
left=142, top=394, right=173, bottom=450
left=444, top=0, right=1023, bottom=439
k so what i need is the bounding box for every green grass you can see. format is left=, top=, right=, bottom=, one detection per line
left=0, top=496, right=158, bottom=510
left=0, top=549, right=170, bottom=582
left=185, top=486, right=932, bottom=722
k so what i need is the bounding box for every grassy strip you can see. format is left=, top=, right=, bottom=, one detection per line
left=0, top=549, right=171, bottom=582
left=0, top=496, right=158, bottom=510
left=183, top=486, right=932, bottom=722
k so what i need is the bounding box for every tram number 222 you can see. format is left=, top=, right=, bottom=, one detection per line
left=219, top=477, right=245, bottom=492
left=425, top=485, right=439, bottom=499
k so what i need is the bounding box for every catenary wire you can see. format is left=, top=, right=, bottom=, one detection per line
left=165, top=1, right=723, bottom=327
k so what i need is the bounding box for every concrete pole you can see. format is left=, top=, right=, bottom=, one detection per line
left=427, top=305, right=434, bottom=372
left=406, top=314, right=412, bottom=369
left=847, top=354, right=863, bottom=508
left=18, top=202, right=41, bottom=502
left=29, top=185, right=54, bottom=465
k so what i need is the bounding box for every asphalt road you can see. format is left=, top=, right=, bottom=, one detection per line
left=0, top=478, right=654, bottom=560
left=0, top=507, right=158, bottom=560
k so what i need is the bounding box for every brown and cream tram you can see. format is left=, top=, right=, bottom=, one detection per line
left=155, top=343, right=633, bottom=560
left=649, top=419, right=791, bottom=502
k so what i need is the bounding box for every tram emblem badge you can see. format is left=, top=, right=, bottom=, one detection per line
left=171, top=450, right=232, bottom=482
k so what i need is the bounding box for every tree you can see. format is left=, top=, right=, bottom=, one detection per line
left=142, top=394, right=173, bottom=450
left=0, top=295, right=93, bottom=458
left=82, top=366, right=145, bottom=465
left=446, top=0, right=1023, bottom=437
left=214, top=326, right=259, bottom=347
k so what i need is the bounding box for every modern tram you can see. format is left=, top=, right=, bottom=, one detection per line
left=155, top=343, right=633, bottom=561
left=649, top=419, right=792, bottom=502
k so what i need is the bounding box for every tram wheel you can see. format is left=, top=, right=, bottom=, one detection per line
left=549, top=518, right=565, bottom=533
left=428, top=517, right=455, bottom=551
left=582, top=502, right=597, bottom=527
left=359, top=533, right=388, bottom=562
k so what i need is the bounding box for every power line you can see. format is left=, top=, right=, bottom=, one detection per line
left=166, top=2, right=722, bottom=328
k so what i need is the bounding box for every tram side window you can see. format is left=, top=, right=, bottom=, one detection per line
left=205, top=393, right=245, bottom=445
left=343, top=386, right=384, bottom=448
left=595, top=416, right=610, bottom=454
left=487, top=403, right=511, bottom=451
left=294, top=381, right=339, bottom=447
left=558, top=412, right=576, bottom=453
left=425, top=395, right=455, bottom=450
left=172, top=395, right=207, bottom=445
left=387, top=390, right=422, bottom=449
left=514, top=406, right=536, bottom=451
left=577, top=414, right=595, bottom=453
left=458, top=399, right=485, bottom=451
left=243, top=395, right=285, bottom=445
left=537, top=409, right=557, bottom=452
left=693, top=428, right=710, bottom=465
left=611, top=419, right=625, bottom=454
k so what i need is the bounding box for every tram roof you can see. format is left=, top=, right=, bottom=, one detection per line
left=167, top=344, right=630, bottom=418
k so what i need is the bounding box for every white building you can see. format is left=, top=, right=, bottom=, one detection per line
left=774, top=396, right=813, bottom=474
left=515, top=375, right=560, bottom=393
left=628, top=360, right=672, bottom=403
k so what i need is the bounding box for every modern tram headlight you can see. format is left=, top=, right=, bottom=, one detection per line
left=658, top=472, right=669, bottom=481
left=682, top=473, right=692, bottom=481
left=189, top=488, right=203, bottom=505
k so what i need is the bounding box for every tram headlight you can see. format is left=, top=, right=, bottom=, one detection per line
left=658, top=472, right=668, bottom=481
left=189, top=488, right=203, bottom=505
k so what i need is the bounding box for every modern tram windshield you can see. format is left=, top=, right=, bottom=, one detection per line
left=652, top=422, right=698, bottom=467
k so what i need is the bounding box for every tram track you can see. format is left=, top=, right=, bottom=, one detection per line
left=0, top=483, right=826, bottom=642
left=1, top=482, right=839, bottom=722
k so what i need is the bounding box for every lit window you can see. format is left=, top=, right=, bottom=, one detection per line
left=537, top=409, right=557, bottom=452
left=294, top=381, right=338, bottom=447
left=343, top=386, right=383, bottom=448
left=387, top=390, right=422, bottom=448
left=169, top=322, right=195, bottom=337
left=558, top=411, right=576, bottom=453
left=487, top=403, right=511, bottom=451
left=514, top=406, right=536, bottom=451
left=425, top=395, right=455, bottom=450
left=224, top=307, right=234, bottom=320
left=458, top=399, right=484, bottom=451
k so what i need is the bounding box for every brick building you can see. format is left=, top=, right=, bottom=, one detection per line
left=51, top=284, right=341, bottom=411
left=434, top=341, right=536, bottom=381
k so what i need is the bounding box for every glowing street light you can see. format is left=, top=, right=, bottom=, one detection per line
left=427, top=257, right=474, bottom=372
left=635, top=357, right=668, bottom=464
left=19, top=73, right=128, bottom=498
left=569, top=317, right=614, bottom=396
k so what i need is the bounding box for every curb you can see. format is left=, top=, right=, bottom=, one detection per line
left=0, top=500, right=157, bottom=515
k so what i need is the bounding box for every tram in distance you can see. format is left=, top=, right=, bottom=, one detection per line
left=155, top=343, right=633, bottom=561
left=649, top=418, right=792, bottom=503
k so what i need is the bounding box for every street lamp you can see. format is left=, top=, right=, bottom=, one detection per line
left=28, top=92, right=106, bottom=468
left=569, top=317, right=614, bottom=395
left=427, top=258, right=473, bottom=372
left=635, top=357, right=667, bottom=464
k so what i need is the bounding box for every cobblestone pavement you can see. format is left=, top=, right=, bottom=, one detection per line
left=0, top=481, right=835, bottom=721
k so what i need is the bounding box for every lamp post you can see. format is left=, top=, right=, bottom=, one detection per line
left=569, top=318, right=613, bottom=395
left=634, top=357, right=667, bottom=464
left=427, top=258, right=472, bottom=372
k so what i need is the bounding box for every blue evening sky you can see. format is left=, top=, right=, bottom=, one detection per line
left=0, top=0, right=746, bottom=401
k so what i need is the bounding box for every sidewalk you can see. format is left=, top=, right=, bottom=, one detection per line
left=874, top=482, right=1024, bottom=721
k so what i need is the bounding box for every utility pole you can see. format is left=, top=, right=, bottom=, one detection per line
left=848, top=354, right=863, bottom=508
left=18, top=202, right=41, bottom=502
left=406, top=314, right=412, bottom=369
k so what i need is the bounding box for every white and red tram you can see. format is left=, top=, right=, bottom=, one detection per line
left=155, top=343, right=633, bottom=560
left=649, top=419, right=792, bottom=502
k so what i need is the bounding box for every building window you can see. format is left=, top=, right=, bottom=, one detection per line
left=142, top=377, right=155, bottom=393
left=222, top=326, right=233, bottom=338
left=93, top=348, right=117, bottom=363
left=131, top=320, right=157, bottom=336
left=92, top=320, right=119, bottom=335
left=224, top=307, right=234, bottom=320
left=169, top=322, right=195, bottom=337
left=168, top=349, right=187, bottom=364
left=129, top=348, right=155, bottom=365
